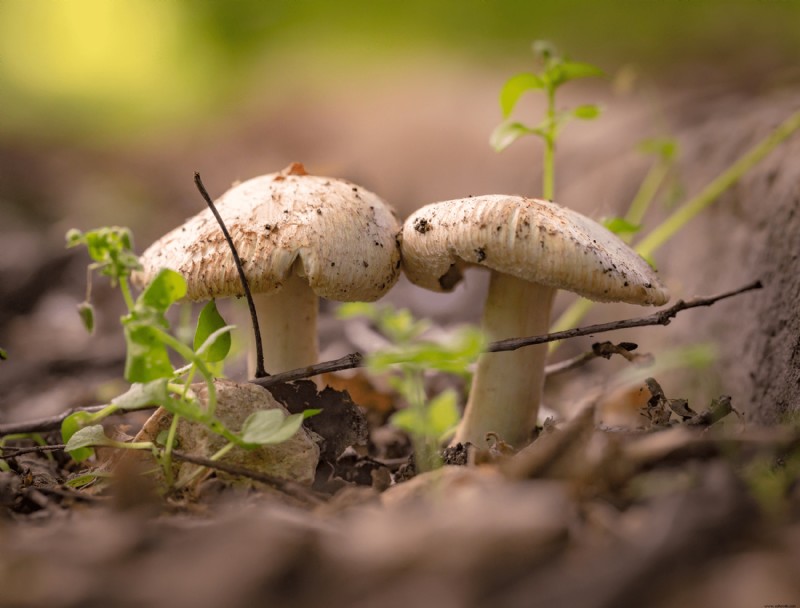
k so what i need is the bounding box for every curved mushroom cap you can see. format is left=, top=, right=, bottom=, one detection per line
left=402, top=195, right=669, bottom=305
left=135, top=163, right=402, bottom=302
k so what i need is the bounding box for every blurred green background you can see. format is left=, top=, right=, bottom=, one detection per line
left=2, top=0, right=799, bottom=241
left=2, top=0, right=798, bottom=141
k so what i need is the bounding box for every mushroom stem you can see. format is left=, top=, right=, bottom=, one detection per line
left=249, top=273, right=319, bottom=381
left=454, top=272, right=556, bottom=448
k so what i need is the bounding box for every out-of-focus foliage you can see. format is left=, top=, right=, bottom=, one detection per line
left=1, top=0, right=798, bottom=141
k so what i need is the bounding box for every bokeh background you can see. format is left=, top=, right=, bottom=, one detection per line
left=2, top=0, right=799, bottom=420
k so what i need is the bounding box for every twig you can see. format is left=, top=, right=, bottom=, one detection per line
left=544, top=341, right=642, bottom=377
left=0, top=442, right=321, bottom=504
left=194, top=172, right=267, bottom=378
left=252, top=281, right=760, bottom=384
left=170, top=449, right=324, bottom=505
left=0, top=444, right=67, bottom=459
left=487, top=280, right=762, bottom=354
left=250, top=352, right=364, bottom=389
left=0, top=281, right=762, bottom=436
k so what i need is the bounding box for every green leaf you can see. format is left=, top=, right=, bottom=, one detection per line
left=111, top=379, right=169, bottom=411
left=240, top=410, right=303, bottom=446
left=426, top=390, right=461, bottom=440
left=194, top=301, right=232, bottom=362
left=336, top=302, right=379, bottom=321
left=602, top=216, right=642, bottom=236
left=140, top=268, right=187, bottom=313
left=0, top=347, right=7, bottom=361
left=61, top=411, right=97, bottom=442
left=532, top=40, right=558, bottom=61
left=389, top=390, right=459, bottom=441
left=65, top=228, right=84, bottom=248
left=499, top=73, right=544, bottom=118
left=389, top=408, right=424, bottom=436
left=302, top=408, right=322, bottom=419
left=490, top=121, right=535, bottom=152
left=378, top=307, right=429, bottom=344
left=65, top=472, right=104, bottom=489
left=572, top=104, right=602, bottom=120
left=77, top=301, right=95, bottom=334
left=61, top=411, right=99, bottom=462
left=65, top=424, right=109, bottom=453
left=548, top=61, right=604, bottom=87
left=367, top=327, right=485, bottom=375
left=123, top=321, right=175, bottom=382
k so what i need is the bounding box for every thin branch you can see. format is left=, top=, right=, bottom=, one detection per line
left=0, top=443, right=322, bottom=504
left=544, top=341, right=643, bottom=377
left=251, top=280, right=761, bottom=385
left=0, top=444, right=67, bottom=459
left=194, top=172, right=267, bottom=378
left=487, top=280, right=763, bottom=354
left=0, top=281, right=762, bottom=437
left=169, top=449, right=324, bottom=505
left=250, top=352, right=364, bottom=389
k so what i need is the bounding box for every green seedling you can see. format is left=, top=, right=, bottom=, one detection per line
left=490, top=40, right=604, bottom=200
left=63, top=227, right=311, bottom=488
left=338, top=302, right=485, bottom=471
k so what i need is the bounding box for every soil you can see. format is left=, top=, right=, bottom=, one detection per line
left=2, top=74, right=800, bottom=607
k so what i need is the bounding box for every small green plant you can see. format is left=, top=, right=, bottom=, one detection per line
left=487, top=44, right=800, bottom=352
left=338, top=302, right=485, bottom=471
left=64, top=227, right=311, bottom=488
left=490, top=40, right=604, bottom=200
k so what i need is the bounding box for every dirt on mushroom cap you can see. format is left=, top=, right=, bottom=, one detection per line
left=401, top=195, right=669, bottom=306
left=134, top=163, right=402, bottom=303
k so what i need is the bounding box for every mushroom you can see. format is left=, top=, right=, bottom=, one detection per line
left=135, top=163, right=402, bottom=378
left=401, top=195, right=669, bottom=448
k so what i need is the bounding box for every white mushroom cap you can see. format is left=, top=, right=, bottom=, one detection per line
left=134, top=163, right=402, bottom=302
left=402, top=195, right=668, bottom=305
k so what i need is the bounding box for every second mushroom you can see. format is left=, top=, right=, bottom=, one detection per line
left=401, top=195, right=669, bottom=448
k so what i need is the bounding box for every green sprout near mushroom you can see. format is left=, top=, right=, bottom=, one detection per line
left=490, top=40, right=604, bottom=200
left=63, top=227, right=314, bottom=488
left=338, top=302, right=485, bottom=472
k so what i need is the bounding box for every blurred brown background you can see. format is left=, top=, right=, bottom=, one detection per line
left=1, top=0, right=799, bottom=421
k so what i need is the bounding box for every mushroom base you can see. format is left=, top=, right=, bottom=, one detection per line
left=454, top=273, right=555, bottom=449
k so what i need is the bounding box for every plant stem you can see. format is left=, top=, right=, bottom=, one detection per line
left=624, top=159, right=671, bottom=232
left=162, top=413, right=181, bottom=487
left=119, top=277, right=135, bottom=312
left=175, top=441, right=236, bottom=489
left=543, top=87, right=557, bottom=200
left=406, top=367, right=438, bottom=472
left=635, top=108, right=800, bottom=259
left=150, top=327, right=218, bottom=416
